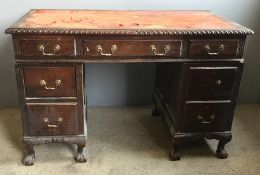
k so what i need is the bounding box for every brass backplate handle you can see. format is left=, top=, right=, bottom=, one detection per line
left=197, top=114, right=216, bottom=124
left=37, top=44, right=61, bottom=56
left=203, top=44, right=224, bottom=56
left=150, top=45, right=170, bottom=56
left=96, top=44, right=117, bottom=56
left=40, top=79, right=62, bottom=90
left=43, top=117, right=63, bottom=128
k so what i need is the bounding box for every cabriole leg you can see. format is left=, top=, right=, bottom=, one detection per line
left=169, top=137, right=181, bottom=161
left=152, top=106, right=160, bottom=116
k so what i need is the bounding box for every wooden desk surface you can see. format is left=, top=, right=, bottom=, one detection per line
left=6, top=9, right=253, bottom=35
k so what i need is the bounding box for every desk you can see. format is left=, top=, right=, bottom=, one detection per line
left=6, top=9, right=253, bottom=165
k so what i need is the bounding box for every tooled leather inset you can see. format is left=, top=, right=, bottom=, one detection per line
left=6, top=10, right=254, bottom=35
left=18, top=10, right=236, bottom=29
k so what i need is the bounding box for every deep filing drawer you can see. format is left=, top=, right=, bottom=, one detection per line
left=182, top=102, right=232, bottom=132
left=188, top=40, right=239, bottom=58
left=23, top=67, right=77, bottom=98
left=83, top=40, right=182, bottom=57
left=20, top=38, right=76, bottom=56
left=27, top=103, right=81, bottom=136
left=183, top=65, right=240, bottom=100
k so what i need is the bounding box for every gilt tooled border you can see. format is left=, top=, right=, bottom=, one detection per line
left=5, top=28, right=254, bottom=35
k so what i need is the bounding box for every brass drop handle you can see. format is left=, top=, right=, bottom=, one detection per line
left=210, top=114, right=216, bottom=120
left=197, top=115, right=203, bottom=120
left=96, top=44, right=117, bottom=56
left=203, top=44, right=224, bottom=56
left=43, top=117, right=63, bottom=128
left=216, top=79, right=223, bottom=86
left=197, top=114, right=216, bottom=124
left=150, top=45, right=170, bottom=56
left=37, top=44, right=61, bottom=56
left=40, top=79, right=62, bottom=90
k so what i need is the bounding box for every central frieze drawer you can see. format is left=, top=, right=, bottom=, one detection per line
left=27, top=103, right=81, bottom=136
left=83, top=40, right=182, bottom=57
left=23, top=67, right=77, bottom=98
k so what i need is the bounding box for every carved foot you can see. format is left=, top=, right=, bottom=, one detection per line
left=169, top=137, right=181, bottom=161
left=216, top=134, right=232, bottom=159
left=152, top=106, right=160, bottom=116
left=23, top=153, right=35, bottom=166
left=75, top=145, right=87, bottom=163
left=169, top=148, right=180, bottom=161
left=216, top=148, right=228, bottom=159
left=23, top=144, right=35, bottom=166
left=76, top=152, right=87, bottom=163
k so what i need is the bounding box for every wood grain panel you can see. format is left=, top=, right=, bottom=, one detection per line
left=23, top=67, right=76, bottom=98
left=184, top=66, right=238, bottom=100
left=182, top=102, right=232, bottom=132
left=188, top=40, right=239, bottom=58
left=27, top=103, right=81, bottom=136
left=20, top=38, right=76, bottom=56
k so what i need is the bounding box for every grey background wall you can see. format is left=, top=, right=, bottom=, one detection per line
left=0, top=0, right=259, bottom=107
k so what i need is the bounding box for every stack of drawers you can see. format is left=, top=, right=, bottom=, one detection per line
left=182, top=39, right=243, bottom=133
left=181, top=63, right=242, bottom=133
left=23, top=66, right=83, bottom=136
left=154, top=39, right=244, bottom=160
left=14, top=36, right=87, bottom=165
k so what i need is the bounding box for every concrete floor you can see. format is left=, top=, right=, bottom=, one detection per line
left=0, top=105, right=259, bottom=175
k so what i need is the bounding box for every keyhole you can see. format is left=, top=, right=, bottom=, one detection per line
left=132, top=42, right=135, bottom=46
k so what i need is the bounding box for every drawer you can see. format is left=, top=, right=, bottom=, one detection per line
left=27, top=103, right=81, bottom=136
left=188, top=40, right=239, bottom=58
left=83, top=40, right=182, bottom=57
left=182, top=102, right=232, bottom=132
left=20, top=38, right=76, bottom=56
left=184, top=65, right=239, bottom=100
left=23, top=67, right=76, bottom=98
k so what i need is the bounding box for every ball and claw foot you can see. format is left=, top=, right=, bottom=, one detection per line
left=76, top=152, right=87, bottom=163
left=169, top=149, right=180, bottom=161
left=75, top=146, right=87, bottom=163
left=216, top=135, right=231, bottom=159
left=152, top=107, right=160, bottom=116
left=216, top=148, right=228, bottom=159
left=23, top=153, right=35, bottom=166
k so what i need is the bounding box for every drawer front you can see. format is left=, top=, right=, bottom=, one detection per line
left=23, top=67, right=76, bottom=97
left=20, top=38, right=76, bottom=56
left=182, top=102, right=232, bottom=132
left=83, top=40, right=181, bottom=57
left=27, top=103, right=81, bottom=136
left=188, top=40, right=239, bottom=58
left=184, top=65, right=239, bottom=100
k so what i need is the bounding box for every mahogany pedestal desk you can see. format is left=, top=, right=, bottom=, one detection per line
left=5, top=10, right=253, bottom=165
